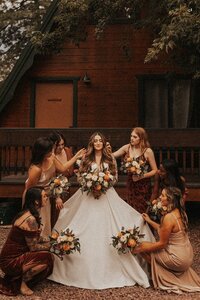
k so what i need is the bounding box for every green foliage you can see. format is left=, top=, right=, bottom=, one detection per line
left=0, top=0, right=200, bottom=81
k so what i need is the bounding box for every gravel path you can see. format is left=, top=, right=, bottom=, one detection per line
left=0, top=202, right=200, bottom=300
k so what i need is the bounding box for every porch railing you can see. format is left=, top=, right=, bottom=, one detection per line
left=0, top=128, right=200, bottom=182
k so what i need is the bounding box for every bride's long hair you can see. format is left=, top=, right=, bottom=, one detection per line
left=80, top=132, right=116, bottom=175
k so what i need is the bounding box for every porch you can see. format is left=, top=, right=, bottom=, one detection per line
left=0, top=128, right=200, bottom=202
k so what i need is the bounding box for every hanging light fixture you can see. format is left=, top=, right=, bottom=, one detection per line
left=83, top=72, right=91, bottom=84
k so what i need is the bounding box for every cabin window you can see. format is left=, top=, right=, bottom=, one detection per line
left=138, top=76, right=200, bottom=128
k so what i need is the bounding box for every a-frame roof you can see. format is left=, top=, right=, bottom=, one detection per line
left=0, top=0, right=59, bottom=113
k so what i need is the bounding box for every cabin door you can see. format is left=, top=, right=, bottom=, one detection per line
left=35, top=82, right=73, bottom=128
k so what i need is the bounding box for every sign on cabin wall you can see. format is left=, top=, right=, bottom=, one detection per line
left=35, top=83, right=73, bottom=128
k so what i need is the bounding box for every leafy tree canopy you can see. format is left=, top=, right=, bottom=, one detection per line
left=0, top=0, right=200, bottom=81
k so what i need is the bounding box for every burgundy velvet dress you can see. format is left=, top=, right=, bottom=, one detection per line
left=125, top=151, right=152, bottom=213
left=0, top=226, right=53, bottom=296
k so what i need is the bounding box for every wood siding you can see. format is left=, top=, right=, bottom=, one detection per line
left=0, top=25, right=175, bottom=128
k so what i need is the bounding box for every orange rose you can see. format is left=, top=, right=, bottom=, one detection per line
left=126, top=157, right=132, bottom=162
left=130, top=166, right=136, bottom=173
left=54, top=178, right=61, bottom=185
left=95, top=184, right=102, bottom=191
left=62, top=244, right=71, bottom=251
left=51, top=232, right=59, bottom=240
left=104, top=174, right=110, bottom=181
left=127, top=239, right=136, bottom=248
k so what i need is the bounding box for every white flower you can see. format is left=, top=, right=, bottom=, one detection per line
left=86, top=181, right=92, bottom=188
left=91, top=163, right=98, bottom=171
left=103, top=181, right=109, bottom=187
left=116, top=242, right=122, bottom=249
left=157, top=201, right=162, bottom=209
left=103, top=162, right=109, bottom=170
left=66, top=236, right=74, bottom=242
left=99, top=177, right=104, bottom=183
left=120, top=235, right=127, bottom=243
left=92, top=174, right=98, bottom=181
left=86, top=173, right=92, bottom=179
left=54, top=187, right=63, bottom=195
left=76, top=159, right=82, bottom=166
left=99, top=172, right=105, bottom=177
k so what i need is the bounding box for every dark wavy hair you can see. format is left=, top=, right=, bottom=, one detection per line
left=161, top=159, right=185, bottom=194
left=48, top=131, right=66, bottom=148
left=80, top=132, right=116, bottom=175
left=31, top=137, right=53, bottom=165
left=163, top=187, right=188, bottom=232
left=13, top=187, right=43, bottom=226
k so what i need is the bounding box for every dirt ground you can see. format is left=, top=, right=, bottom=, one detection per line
left=0, top=202, right=200, bottom=300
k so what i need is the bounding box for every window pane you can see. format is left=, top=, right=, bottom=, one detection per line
left=172, top=80, right=191, bottom=128
left=144, top=80, right=168, bottom=128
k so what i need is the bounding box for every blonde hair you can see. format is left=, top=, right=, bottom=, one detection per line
left=131, top=127, right=150, bottom=151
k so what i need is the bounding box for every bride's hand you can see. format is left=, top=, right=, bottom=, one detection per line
left=56, top=197, right=63, bottom=210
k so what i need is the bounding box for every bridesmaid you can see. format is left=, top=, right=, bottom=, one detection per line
left=23, top=136, right=85, bottom=238
left=133, top=187, right=200, bottom=294
left=49, top=131, right=74, bottom=227
left=0, top=188, right=54, bottom=296
left=112, top=127, right=157, bottom=213
left=151, top=158, right=188, bottom=203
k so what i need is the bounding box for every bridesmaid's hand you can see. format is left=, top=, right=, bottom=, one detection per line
left=75, top=148, right=86, bottom=159
left=56, top=197, right=63, bottom=210
left=106, top=142, right=112, bottom=153
left=142, top=213, right=151, bottom=223
left=132, top=174, right=141, bottom=182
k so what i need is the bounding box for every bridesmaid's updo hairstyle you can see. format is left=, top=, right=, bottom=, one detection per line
left=31, top=137, right=53, bottom=165
left=131, top=127, right=150, bottom=151
left=163, top=187, right=188, bottom=232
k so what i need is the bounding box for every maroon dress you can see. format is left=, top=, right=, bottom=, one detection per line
left=0, top=226, right=53, bottom=296
left=125, top=151, right=152, bottom=213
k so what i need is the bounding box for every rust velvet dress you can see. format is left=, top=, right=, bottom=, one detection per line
left=125, top=151, right=152, bottom=213
left=0, top=226, right=53, bottom=296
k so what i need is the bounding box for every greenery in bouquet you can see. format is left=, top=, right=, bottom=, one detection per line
left=147, top=198, right=168, bottom=221
left=111, top=226, right=145, bottom=254
left=49, top=174, right=71, bottom=198
left=77, top=162, right=115, bottom=199
left=120, top=157, right=148, bottom=176
left=49, top=228, right=80, bottom=260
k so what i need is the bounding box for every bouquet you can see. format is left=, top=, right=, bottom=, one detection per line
left=147, top=198, right=168, bottom=221
left=49, top=174, right=71, bottom=198
left=111, top=226, right=145, bottom=254
left=77, top=162, right=115, bottom=199
left=120, top=157, right=148, bottom=177
left=49, top=228, right=80, bottom=260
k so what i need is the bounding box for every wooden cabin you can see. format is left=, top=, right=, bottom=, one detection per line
left=0, top=1, right=199, bottom=224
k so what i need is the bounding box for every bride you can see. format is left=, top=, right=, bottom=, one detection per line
left=48, top=132, right=155, bottom=289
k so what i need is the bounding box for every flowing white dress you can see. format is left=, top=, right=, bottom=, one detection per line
left=48, top=186, right=155, bottom=290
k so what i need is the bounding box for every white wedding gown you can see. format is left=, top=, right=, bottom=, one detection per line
left=48, top=187, right=155, bottom=289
